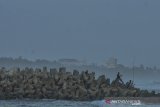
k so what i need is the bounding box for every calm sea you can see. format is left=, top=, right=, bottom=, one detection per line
left=0, top=99, right=159, bottom=107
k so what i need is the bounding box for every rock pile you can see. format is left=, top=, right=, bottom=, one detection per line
left=0, top=67, right=159, bottom=100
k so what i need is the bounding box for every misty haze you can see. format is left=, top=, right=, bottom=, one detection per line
left=0, top=0, right=160, bottom=106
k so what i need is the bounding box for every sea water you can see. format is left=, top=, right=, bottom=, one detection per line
left=0, top=100, right=159, bottom=107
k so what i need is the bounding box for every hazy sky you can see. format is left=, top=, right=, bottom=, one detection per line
left=0, top=0, right=160, bottom=67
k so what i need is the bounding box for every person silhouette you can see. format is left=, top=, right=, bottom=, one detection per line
left=116, top=72, right=124, bottom=84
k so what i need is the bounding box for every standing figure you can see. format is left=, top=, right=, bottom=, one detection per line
left=116, top=72, right=124, bottom=84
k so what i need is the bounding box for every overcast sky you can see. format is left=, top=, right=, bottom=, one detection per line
left=0, top=0, right=160, bottom=67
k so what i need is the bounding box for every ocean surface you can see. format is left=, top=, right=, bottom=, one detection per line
left=0, top=99, right=160, bottom=107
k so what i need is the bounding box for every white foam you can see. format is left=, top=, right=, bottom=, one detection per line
left=91, top=100, right=142, bottom=107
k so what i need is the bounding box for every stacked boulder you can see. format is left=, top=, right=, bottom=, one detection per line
left=0, top=67, right=159, bottom=100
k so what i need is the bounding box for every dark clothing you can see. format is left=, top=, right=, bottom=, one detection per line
left=117, top=72, right=121, bottom=79
left=116, top=72, right=124, bottom=84
left=126, top=80, right=134, bottom=88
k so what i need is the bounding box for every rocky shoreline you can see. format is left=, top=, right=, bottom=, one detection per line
left=0, top=67, right=159, bottom=100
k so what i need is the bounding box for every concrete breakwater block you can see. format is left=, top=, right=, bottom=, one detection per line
left=0, top=67, right=159, bottom=100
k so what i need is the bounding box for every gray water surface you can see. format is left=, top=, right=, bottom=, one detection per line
left=0, top=100, right=92, bottom=107
left=0, top=100, right=159, bottom=107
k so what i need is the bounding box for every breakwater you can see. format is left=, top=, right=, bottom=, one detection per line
left=0, top=67, right=159, bottom=100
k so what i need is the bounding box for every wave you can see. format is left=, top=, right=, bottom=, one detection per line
left=91, top=98, right=160, bottom=107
